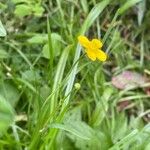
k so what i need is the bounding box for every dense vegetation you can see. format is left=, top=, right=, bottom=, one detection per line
left=0, top=0, right=150, bottom=149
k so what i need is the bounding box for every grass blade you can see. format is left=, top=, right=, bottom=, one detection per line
left=0, top=20, right=6, bottom=37
left=118, top=0, right=143, bottom=15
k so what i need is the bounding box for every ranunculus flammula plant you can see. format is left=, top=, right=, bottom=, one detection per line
left=78, top=35, right=107, bottom=61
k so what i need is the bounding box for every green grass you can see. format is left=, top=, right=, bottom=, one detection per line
left=0, top=0, right=150, bottom=149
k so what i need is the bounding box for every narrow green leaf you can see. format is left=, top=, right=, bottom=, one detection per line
left=80, top=0, right=89, bottom=14
left=0, top=20, right=6, bottom=37
left=109, top=130, right=138, bottom=150
left=47, top=16, right=54, bottom=82
left=80, top=0, right=110, bottom=34
left=137, top=0, right=146, bottom=25
left=118, top=0, right=143, bottom=15
left=50, top=45, right=71, bottom=113
left=49, top=122, right=92, bottom=140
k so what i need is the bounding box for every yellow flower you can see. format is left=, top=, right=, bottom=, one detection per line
left=78, top=35, right=107, bottom=61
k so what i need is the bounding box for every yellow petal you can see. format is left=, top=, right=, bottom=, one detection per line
left=86, top=49, right=96, bottom=61
left=91, top=39, right=103, bottom=48
left=78, top=35, right=90, bottom=48
left=96, top=49, right=107, bottom=61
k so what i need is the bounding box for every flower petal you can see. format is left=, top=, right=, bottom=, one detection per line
left=86, top=49, right=96, bottom=61
left=91, top=39, right=103, bottom=48
left=96, top=49, right=107, bottom=61
left=78, top=35, right=90, bottom=48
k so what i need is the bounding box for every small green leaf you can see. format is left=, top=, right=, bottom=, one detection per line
left=14, top=4, right=31, bottom=17
left=21, top=70, right=41, bottom=82
left=0, top=2, right=7, bottom=11
left=0, top=49, right=8, bottom=58
left=32, top=4, right=44, bottom=17
left=40, top=85, right=50, bottom=100
left=0, top=80, right=20, bottom=107
left=0, top=95, right=15, bottom=134
left=27, top=34, right=47, bottom=44
left=42, top=33, right=62, bottom=59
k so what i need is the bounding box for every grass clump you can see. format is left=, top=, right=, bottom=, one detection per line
left=0, top=0, right=150, bottom=149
